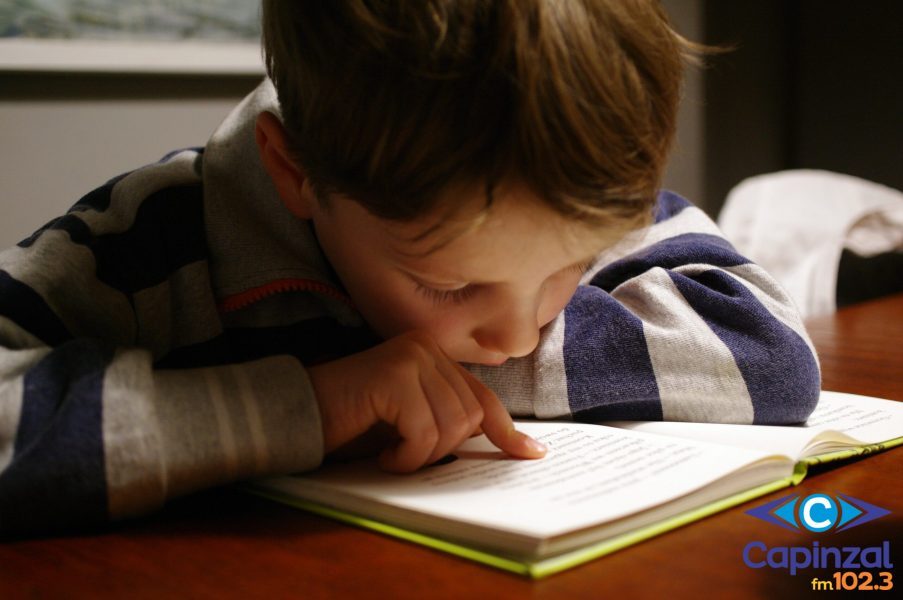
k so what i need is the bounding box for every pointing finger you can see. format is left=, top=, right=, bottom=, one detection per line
left=456, top=365, right=547, bottom=459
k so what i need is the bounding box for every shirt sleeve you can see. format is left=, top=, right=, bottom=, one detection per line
left=0, top=151, right=323, bottom=537
left=470, top=191, right=821, bottom=425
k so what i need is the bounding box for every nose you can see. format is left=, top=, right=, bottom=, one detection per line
left=471, top=297, right=541, bottom=358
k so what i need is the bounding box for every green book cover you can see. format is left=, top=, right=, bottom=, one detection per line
left=248, top=391, right=902, bottom=578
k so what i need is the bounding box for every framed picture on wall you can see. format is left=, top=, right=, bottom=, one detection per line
left=0, top=0, right=264, bottom=74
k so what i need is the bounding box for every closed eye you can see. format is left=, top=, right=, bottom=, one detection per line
left=414, top=283, right=477, bottom=305
left=567, top=259, right=595, bottom=274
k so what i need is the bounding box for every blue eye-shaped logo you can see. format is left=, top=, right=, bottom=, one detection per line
left=746, top=493, right=890, bottom=533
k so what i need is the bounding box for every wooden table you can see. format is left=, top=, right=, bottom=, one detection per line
left=2, top=294, right=901, bottom=599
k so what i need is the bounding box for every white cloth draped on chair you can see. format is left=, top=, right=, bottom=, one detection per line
left=718, top=170, right=903, bottom=318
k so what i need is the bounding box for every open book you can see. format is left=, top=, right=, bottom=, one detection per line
left=248, top=391, right=903, bottom=578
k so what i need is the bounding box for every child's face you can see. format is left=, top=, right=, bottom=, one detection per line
left=310, top=183, right=605, bottom=366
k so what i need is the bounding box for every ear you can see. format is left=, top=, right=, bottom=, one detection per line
left=255, top=111, right=316, bottom=219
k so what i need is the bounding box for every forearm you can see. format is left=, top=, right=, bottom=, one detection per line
left=0, top=342, right=323, bottom=536
left=470, top=192, right=821, bottom=425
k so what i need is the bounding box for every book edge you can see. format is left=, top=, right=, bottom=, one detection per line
left=801, top=435, right=903, bottom=466
left=244, top=466, right=806, bottom=579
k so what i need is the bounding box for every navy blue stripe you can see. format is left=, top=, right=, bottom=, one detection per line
left=16, top=146, right=204, bottom=249
left=19, top=183, right=207, bottom=295
left=590, top=232, right=746, bottom=292
left=653, top=190, right=692, bottom=223
left=159, top=146, right=204, bottom=163
left=17, top=176, right=124, bottom=248
left=17, top=216, right=63, bottom=249
left=563, top=286, right=662, bottom=421
left=0, top=270, right=72, bottom=345
left=34, top=212, right=94, bottom=247
left=17, top=213, right=88, bottom=249
left=0, top=340, right=113, bottom=535
left=69, top=172, right=130, bottom=213
left=78, top=184, right=208, bottom=294
left=668, top=269, right=820, bottom=424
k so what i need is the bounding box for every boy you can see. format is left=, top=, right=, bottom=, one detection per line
left=0, top=1, right=820, bottom=536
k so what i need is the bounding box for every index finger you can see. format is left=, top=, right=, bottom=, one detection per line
left=456, top=365, right=547, bottom=459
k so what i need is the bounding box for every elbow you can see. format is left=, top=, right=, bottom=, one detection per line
left=748, top=337, right=822, bottom=425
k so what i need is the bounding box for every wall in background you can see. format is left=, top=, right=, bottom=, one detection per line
left=660, top=0, right=706, bottom=214
left=0, top=74, right=260, bottom=247
left=703, top=0, right=903, bottom=215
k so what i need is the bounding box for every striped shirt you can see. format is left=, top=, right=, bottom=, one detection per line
left=0, top=80, right=820, bottom=536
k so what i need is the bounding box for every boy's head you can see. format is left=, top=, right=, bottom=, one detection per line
left=256, top=0, right=695, bottom=364
left=261, top=0, right=692, bottom=230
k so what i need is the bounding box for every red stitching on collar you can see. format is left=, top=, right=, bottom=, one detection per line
left=217, top=278, right=354, bottom=314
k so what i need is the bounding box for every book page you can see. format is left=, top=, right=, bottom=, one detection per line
left=606, top=391, right=903, bottom=458
left=270, top=422, right=783, bottom=540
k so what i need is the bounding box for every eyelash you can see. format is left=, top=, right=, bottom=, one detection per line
left=570, top=260, right=595, bottom=274
left=414, top=261, right=593, bottom=305
left=415, top=283, right=476, bottom=305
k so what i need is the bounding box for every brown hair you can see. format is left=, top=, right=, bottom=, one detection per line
left=262, top=0, right=698, bottom=232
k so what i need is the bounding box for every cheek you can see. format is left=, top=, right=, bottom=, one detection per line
left=539, top=275, right=582, bottom=326
left=355, top=285, right=426, bottom=337
left=356, top=281, right=458, bottom=340
left=380, top=295, right=474, bottom=350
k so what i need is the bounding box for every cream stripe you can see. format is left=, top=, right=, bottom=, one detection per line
left=721, top=263, right=819, bottom=362
left=131, top=259, right=221, bottom=359
left=102, top=348, right=168, bottom=518
left=0, top=376, right=21, bottom=471
left=612, top=267, right=755, bottom=423
left=229, top=365, right=270, bottom=472
left=533, top=312, right=571, bottom=419
left=637, top=205, right=723, bottom=249
left=0, top=232, right=136, bottom=344
left=75, top=151, right=200, bottom=236
left=0, top=348, right=49, bottom=471
left=584, top=205, right=723, bottom=283
left=466, top=357, right=535, bottom=418
left=0, top=315, right=45, bottom=349
left=202, top=369, right=240, bottom=477
left=668, top=262, right=818, bottom=367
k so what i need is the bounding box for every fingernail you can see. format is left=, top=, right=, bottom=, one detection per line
left=525, top=436, right=547, bottom=454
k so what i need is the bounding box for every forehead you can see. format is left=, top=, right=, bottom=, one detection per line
left=377, top=185, right=606, bottom=279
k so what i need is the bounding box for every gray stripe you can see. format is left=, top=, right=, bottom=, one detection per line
left=103, top=348, right=168, bottom=519
left=612, top=267, right=755, bottom=423
left=131, top=260, right=222, bottom=358
left=533, top=312, right=571, bottom=418
left=466, top=358, right=535, bottom=417
left=584, top=205, right=723, bottom=283
left=230, top=364, right=270, bottom=472
left=0, top=231, right=136, bottom=344
left=721, top=262, right=820, bottom=367
left=234, top=357, right=323, bottom=474
left=146, top=357, right=323, bottom=502
left=0, top=347, right=50, bottom=472
left=76, top=151, right=201, bottom=236
left=148, top=365, right=236, bottom=499
left=0, top=314, right=44, bottom=349
left=465, top=311, right=570, bottom=418
left=203, top=368, right=242, bottom=479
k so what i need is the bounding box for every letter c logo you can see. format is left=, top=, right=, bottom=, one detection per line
left=800, top=494, right=837, bottom=532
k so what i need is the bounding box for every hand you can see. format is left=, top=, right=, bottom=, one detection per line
left=307, top=331, right=547, bottom=472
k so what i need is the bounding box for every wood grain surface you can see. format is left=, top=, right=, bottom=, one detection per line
left=2, top=294, right=901, bottom=599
